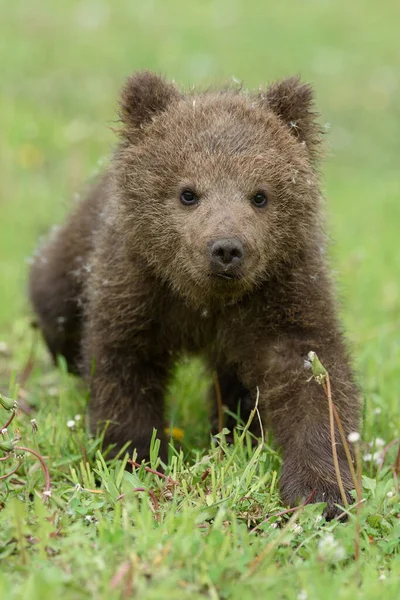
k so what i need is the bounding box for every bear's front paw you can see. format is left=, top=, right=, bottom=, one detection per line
left=280, top=462, right=353, bottom=520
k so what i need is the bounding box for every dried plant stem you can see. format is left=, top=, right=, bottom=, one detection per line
left=1, top=410, right=17, bottom=432
left=15, top=446, right=51, bottom=502
left=117, top=487, right=160, bottom=512
left=249, top=488, right=316, bottom=534
left=246, top=492, right=313, bottom=575
left=332, top=403, right=359, bottom=493
left=213, top=371, right=224, bottom=433
left=394, top=441, right=400, bottom=477
left=128, top=459, right=178, bottom=485
left=354, top=442, right=363, bottom=562
left=0, top=460, right=22, bottom=480
left=322, top=374, right=348, bottom=508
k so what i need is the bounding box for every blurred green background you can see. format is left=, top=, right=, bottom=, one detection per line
left=0, top=0, right=399, bottom=427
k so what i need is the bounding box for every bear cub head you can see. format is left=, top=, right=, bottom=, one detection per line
left=111, top=71, right=323, bottom=308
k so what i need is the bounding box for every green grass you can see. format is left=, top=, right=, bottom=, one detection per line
left=1, top=0, right=400, bottom=598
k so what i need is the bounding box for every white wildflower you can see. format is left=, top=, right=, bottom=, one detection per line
left=43, top=490, right=52, bottom=497
left=317, top=534, right=346, bottom=563
left=315, top=515, right=323, bottom=524
left=374, top=407, right=382, bottom=415
left=67, top=419, right=76, bottom=429
left=374, top=438, right=385, bottom=448
left=291, top=523, right=303, bottom=535
left=363, top=451, right=383, bottom=465
left=348, top=431, right=360, bottom=443
left=74, top=414, right=81, bottom=421
left=372, top=451, right=383, bottom=466
left=298, top=591, right=308, bottom=600
left=85, top=515, right=98, bottom=524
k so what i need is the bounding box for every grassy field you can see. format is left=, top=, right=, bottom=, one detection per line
left=1, top=0, right=400, bottom=598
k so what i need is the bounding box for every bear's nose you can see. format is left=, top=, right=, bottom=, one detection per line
left=210, top=238, right=244, bottom=270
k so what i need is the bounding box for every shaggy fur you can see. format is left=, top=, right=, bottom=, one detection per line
left=29, top=71, right=360, bottom=518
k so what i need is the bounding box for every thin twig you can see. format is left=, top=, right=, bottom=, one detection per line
left=322, top=374, right=348, bottom=507
left=249, top=489, right=316, bottom=534
left=254, top=387, right=264, bottom=446
left=213, top=371, right=224, bottom=433
left=354, top=442, right=363, bottom=563
left=335, top=497, right=366, bottom=521
left=393, top=440, right=400, bottom=477
left=377, top=438, right=399, bottom=477
left=128, top=459, right=178, bottom=485
left=1, top=410, right=17, bottom=432
left=332, top=403, right=359, bottom=493
left=246, top=500, right=309, bottom=575
left=201, top=468, right=211, bottom=482
left=117, top=487, right=160, bottom=513
left=15, top=446, right=51, bottom=503
left=0, top=461, right=22, bottom=480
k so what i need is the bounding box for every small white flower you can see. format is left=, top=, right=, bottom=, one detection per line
left=74, top=414, right=81, bottom=421
left=269, top=522, right=278, bottom=529
left=363, top=451, right=383, bottom=465
left=374, top=407, right=382, bottom=415
left=348, top=431, right=360, bottom=443
left=386, top=491, right=394, bottom=498
left=291, top=524, right=303, bottom=535
left=318, top=534, right=346, bottom=563
left=298, top=591, right=308, bottom=600
left=315, top=515, right=323, bottom=524
left=85, top=515, right=97, bottom=524
left=67, top=419, right=76, bottom=429
left=375, top=438, right=385, bottom=448
left=372, top=451, right=383, bottom=466
left=43, top=490, right=52, bottom=497
left=379, top=573, right=386, bottom=581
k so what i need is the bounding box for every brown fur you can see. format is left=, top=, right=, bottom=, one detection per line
left=29, top=71, right=360, bottom=518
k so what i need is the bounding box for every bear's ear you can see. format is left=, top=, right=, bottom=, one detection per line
left=119, top=71, right=180, bottom=130
left=262, top=77, right=323, bottom=161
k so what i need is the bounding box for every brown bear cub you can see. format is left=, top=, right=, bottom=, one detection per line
left=29, top=71, right=359, bottom=518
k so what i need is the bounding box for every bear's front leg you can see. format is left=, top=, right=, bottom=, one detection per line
left=82, top=261, right=172, bottom=464
left=87, top=354, right=170, bottom=464
left=240, top=335, right=360, bottom=519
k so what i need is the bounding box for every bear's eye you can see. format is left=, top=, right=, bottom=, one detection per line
left=180, top=189, right=199, bottom=206
left=251, top=192, right=268, bottom=208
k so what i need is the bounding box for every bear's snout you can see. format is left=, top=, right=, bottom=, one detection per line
left=209, top=238, right=245, bottom=278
